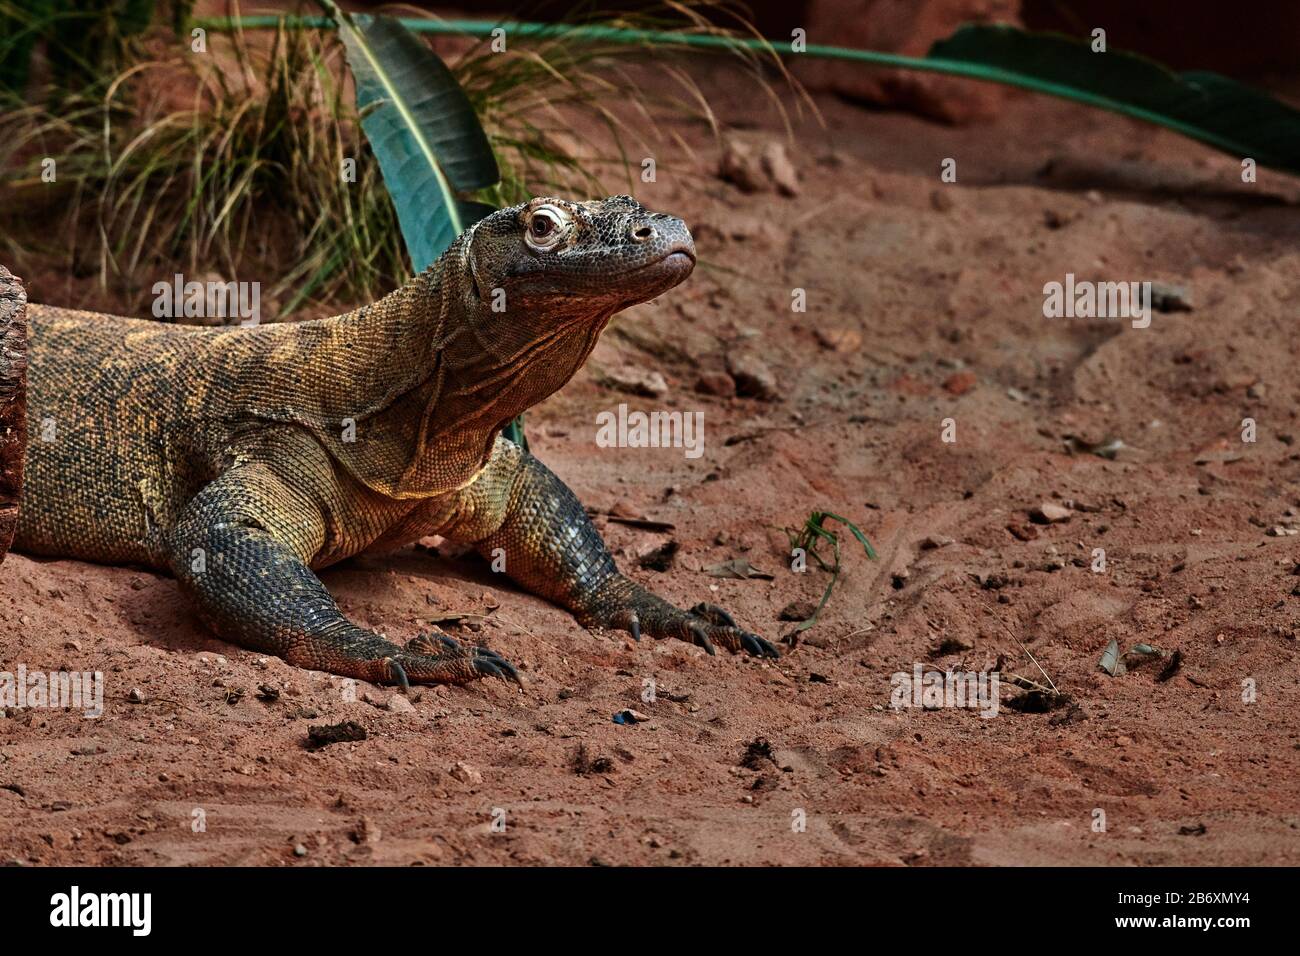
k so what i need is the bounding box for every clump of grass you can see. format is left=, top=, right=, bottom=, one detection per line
left=1, top=8, right=406, bottom=313
left=0, top=0, right=191, bottom=97
left=443, top=0, right=810, bottom=205
left=0, top=0, right=807, bottom=314
left=784, top=511, right=877, bottom=633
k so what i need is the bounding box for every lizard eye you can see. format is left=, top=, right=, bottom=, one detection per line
left=525, top=205, right=567, bottom=250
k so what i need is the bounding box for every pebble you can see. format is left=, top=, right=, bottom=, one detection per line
left=814, top=327, right=862, bottom=353
left=386, top=695, right=415, bottom=714
left=760, top=142, right=800, bottom=197
left=450, top=761, right=483, bottom=785
left=942, top=371, right=977, bottom=395
left=718, top=138, right=766, bottom=193
left=1030, top=502, right=1072, bottom=524
left=726, top=353, right=779, bottom=400
left=597, top=364, right=668, bottom=398
left=694, top=371, right=736, bottom=397
left=1149, top=282, right=1193, bottom=312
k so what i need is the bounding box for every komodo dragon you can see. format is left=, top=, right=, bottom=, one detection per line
left=13, top=195, right=778, bottom=690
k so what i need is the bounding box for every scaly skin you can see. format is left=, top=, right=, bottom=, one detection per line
left=13, top=196, right=777, bottom=690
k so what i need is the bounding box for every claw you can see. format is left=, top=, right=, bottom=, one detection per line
left=740, top=632, right=780, bottom=659
left=385, top=657, right=411, bottom=692
left=408, top=631, right=461, bottom=655
left=689, top=622, right=717, bottom=656
left=474, top=655, right=522, bottom=686
left=690, top=602, right=737, bottom=628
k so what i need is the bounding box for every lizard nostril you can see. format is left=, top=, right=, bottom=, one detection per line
left=632, top=224, right=655, bottom=242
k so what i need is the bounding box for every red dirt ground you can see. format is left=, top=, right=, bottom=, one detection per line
left=2, top=67, right=1299, bottom=866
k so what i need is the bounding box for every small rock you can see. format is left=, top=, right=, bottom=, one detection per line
left=293, top=843, right=308, bottom=857
left=1247, top=382, right=1266, bottom=399
left=1149, top=282, right=1193, bottom=312
left=726, top=353, right=779, bottom=400
left=1007, top=523, right=1038, bottom=541
left=595, top=365, right=668, bottom=398
left=352, top=816, right=381, bottom=845
left=718, top=138, right=766, bottom=193
left=450, top=761, right=482, bottom=785
left=128, top=688, right=145, bottom=704
left=1029, top=502, right=1072, bottom=524
left=306, top=720, right=367, bottom=748
left=694, top=371, right=736, bottom=397
left=919, top=534, right=953, bottom=550
left=760, top=141, right=800, bottom=197
left=814, top=327, right=862, bottom=352
left=386, top=695, right=415, bottom=714
left=930, top=189, right=954, bottom=212
left=942, top=371, right=977, bottom=395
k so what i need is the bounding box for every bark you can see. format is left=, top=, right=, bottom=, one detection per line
left=0, top=266, right=27, bottom=565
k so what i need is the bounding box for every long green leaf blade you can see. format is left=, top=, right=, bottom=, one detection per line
left=321, top=4, right=498, bottom=271
left=206, top=15, right=1300, bottom=177
left=930, top=25, right=1300, bottom=174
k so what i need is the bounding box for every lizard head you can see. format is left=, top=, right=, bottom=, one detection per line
left=464, top=195, right=696, bottom=320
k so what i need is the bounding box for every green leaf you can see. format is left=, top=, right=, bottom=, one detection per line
left=320, top=3, right=499, bottom=272
left=197, top=16, right=1300, bottom=177
left=783, top=511, right=877, bottom=634
left=1099, top=638, right=1124, bottom=676
left=502, top=414, right=528, bottom=451
left=816, top=511, right=878, bottom=560
left=929, top=25, right=1300, bottom=175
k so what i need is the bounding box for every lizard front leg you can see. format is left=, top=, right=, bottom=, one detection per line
left=166, top=459, right=519, bottom=689
left=440, top=438, right=778, bottom=658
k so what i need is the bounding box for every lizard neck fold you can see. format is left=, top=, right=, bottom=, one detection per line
left=269, top=235, right=610, bottom=500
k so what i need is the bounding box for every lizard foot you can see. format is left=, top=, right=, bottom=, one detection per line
left=322, top=633, right=520, bottom=690
left=582, top=577, right=779, bottom=659
left=403, top=632, right=521, bottom=684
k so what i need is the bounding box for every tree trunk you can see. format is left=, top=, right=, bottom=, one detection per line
left=0, top=266, right=27, bottom=565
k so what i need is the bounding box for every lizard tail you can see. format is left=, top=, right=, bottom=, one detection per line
left=0, top=266, right=27, bottom=566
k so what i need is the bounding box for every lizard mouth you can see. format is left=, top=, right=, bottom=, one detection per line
left=630, top=247, right=696, bottom=285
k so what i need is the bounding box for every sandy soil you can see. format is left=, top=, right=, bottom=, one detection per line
left=2, top=70, right=1299, bottom=866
